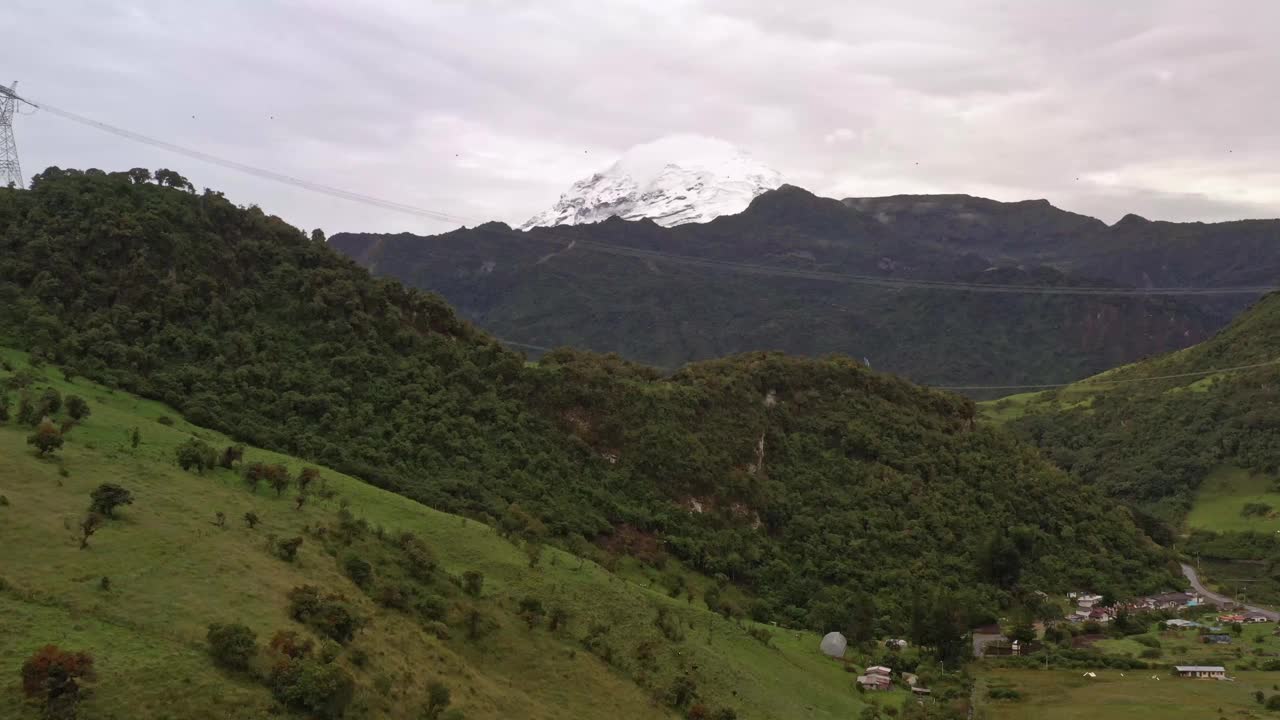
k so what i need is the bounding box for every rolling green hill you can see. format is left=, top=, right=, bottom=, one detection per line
left=331, top=187, right=1220, bottom=391
left=0, top=168, right=1176, bottom=637
left=0, top=345, right=880, bottom=720
left=989, top=292, right=1280, bottom=525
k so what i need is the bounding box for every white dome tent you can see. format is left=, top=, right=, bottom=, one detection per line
left=819, top=631, right=847, bottom=658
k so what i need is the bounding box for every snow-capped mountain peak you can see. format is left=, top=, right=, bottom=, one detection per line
left=521, top=134, right=783, bottom=229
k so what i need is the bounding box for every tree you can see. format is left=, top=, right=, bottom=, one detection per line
left=270, top=471, right=291, bottom=497
left=219, top=444, right=244, bottom=469
left=423, top=681, right=451, bottom=719
left=128, top=426, right=141, bottom=449
left=297, top=467, right=320, bottom=493
left=344, top=555, right=373, bottom=588
left=295, top=494, right=307, bottom=510
left=27, top=417, right=63, bottom=457
left=310, top=228, right=327, bottom=245
left=126, top=167, right=152, bottom=184
left=206, top=623, right=258, bottom=671
left=88, top=484, right=133, bottom=518
left=79, top=513, right=103, bottom=549
left=176, top=437, right=217, bottom=473
left=244, top=511, right=260, bottom=529
left=15, top=393, right=36, bottom=425
left=462, top=570, right=484, bottom=598
left=64, top=395, right=90, bottom=421
left=21, top=645, right=94, bottom=719
left=518, top=596, right=546, bottom=628
left=38, top=387, right=62, bottom=417
left=154, top=168, right=193, bottom=191
left=0, top=394, right=9, bottom=422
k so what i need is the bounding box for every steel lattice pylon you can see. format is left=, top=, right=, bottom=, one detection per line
left=0, top=81, right=22, bottom=188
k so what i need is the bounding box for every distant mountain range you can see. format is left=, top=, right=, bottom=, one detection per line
left=332, top=181, right=1280, bottom=392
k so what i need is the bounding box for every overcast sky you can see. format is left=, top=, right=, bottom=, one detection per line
left=8, top=0, right=1280, bottom=234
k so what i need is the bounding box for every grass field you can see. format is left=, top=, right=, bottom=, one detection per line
left=0, top=347, right=872, bottom=720
left=977, top=668, right=1280, bottom=720
left=1186, top=466, right=1280, bottom=533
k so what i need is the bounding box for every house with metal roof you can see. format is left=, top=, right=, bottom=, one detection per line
left=1175, top=665, right=1225, bottom=679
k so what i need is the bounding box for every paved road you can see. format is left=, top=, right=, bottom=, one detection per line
left=1180, top=562, right=1280, bottom=621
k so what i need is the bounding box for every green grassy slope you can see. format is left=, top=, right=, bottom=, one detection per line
left=985, top=293, right=1280, bottom=522
left=0, top=346, right=868, bottom=720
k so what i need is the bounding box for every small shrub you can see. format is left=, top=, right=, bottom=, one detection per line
left=277, top=536, right=304, bottom=562
left=244, top=511, right=260, bottom=529
left=518, top=596, right=546, bottom=628
left=462, top=570, right=484, bottom=598
left=207, top=623, right=258, bottom=671
left=424, top=621, right=451, bottom=640
left=287, top=585, right=363, bottom=644
left=988, top=687, right=1023, bottom=701
left=416, top=593, right=448, bottom=621
left=27, top=417, right=63, bottom=457
left=1268, top=694, right=1280, bottom=711
left=349, top=647, right=368, bottom=667
left=21, top=645, right=95, bottom=717
left=343, top=555, right=374, bottom=588
left=0, top=495, right=8, bottom=506
left=219, top=444, right=245, bottom=469
left=269, top=630, right=314, bottom=660
left=269, top=657, right=355, bottom=719
left=156, top=415, right=174, bottom=426
left=98, top=576, right=110, bottom=592
left=424, top=680, right=452, bottom=719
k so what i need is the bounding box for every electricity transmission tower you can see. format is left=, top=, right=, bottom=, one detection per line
left=0, top=81, right=23, bottom=188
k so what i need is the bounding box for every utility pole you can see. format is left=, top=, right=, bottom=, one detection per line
left=0, top=81, right=22, bottom=188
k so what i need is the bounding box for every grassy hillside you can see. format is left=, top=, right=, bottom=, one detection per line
left=0, top=168, right=1176, bottom=636
left=984, top=293, right=1280, bottom=523
left=976, top=669, right=1279, bottom=720
left=0, top=345, right=881, bottom=720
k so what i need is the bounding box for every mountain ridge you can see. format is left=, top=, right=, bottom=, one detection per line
left=521, top=134, right=784, bottom=229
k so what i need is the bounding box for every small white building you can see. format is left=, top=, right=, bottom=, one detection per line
left=1076, top=594, right=1104, bottom=609
left=1175, top=665, right=1225, bottom=679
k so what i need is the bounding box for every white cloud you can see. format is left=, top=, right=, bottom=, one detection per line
left=7, top=0, right=1280, bottom=232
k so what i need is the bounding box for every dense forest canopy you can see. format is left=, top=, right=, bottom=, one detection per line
left=1005, top=293, right=1280, bottom=522
left=0, top=168, right=1175, bottom=632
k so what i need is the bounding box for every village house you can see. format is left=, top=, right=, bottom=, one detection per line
left=1246, top=612, right=1271, bottom=623
left=856, top=674, right=892, bottom=691
left=865, top=666, right=893, bottom=676
left=1218, top=614, right=1246, bottom=624
left=1202, top=634, right=1232, bottom=645
left=1166, top=619, right=1202, bottom=629
left=1175, top=665, right=1226, bottom=679
left=972, top=624, right=1006, bottom=658
left=1075, top=593, right=1104, bottom=609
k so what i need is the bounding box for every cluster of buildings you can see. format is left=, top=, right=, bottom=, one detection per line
left=854, top=666, right=930, bottom=696
left=1064, top=589, right=1212, bottom=624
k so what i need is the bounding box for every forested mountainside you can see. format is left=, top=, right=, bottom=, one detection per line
left=995, top=292, right=1280, bottom=524
left=0, top=168, right=1175, bottom=636
left=331, top=186, right=1219, bottom=390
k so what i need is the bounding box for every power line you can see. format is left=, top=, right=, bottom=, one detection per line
left=514, top=234, right=1280, bottom=297
left=20, top=88, right=1280, bottom=297
left=931, top=357, right=1280, bottom=391
left=19, top=89, right=1280, bottom=389
left=11, top=90, right=469, bottom=225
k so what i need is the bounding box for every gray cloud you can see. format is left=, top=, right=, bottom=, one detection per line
left=8, top=0, right=1280, bottom=234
